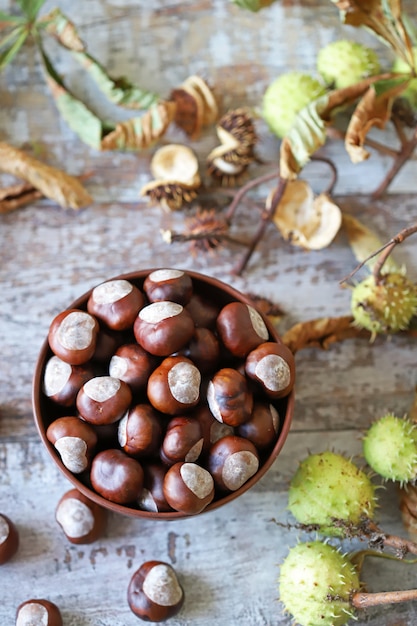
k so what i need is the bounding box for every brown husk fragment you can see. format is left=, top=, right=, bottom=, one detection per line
left=0, top=142, right=92, bottom=210
left=282, top=315, right=371, bottom=353
left=170, top=75, right=218, bottom=139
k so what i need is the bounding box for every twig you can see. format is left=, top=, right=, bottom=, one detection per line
left=225, top=169, right=279, bottom=222
left=340, top=222, right=417, bottom=285
left=372, top=127, right=417, bottom=198
left=351, top=589, right=417, bottom=610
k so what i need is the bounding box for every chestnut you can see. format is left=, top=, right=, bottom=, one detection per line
left=177, top=327, right=220, bottom=373
left=133, top=301, right=195, bottom=356
left=147, top=356, right=201, bottom=415
left=92, top=326, right=123, bottom=363
left=185, top=293, right=220, bottom=328
left=207, top=368, right=253, bottom=427
left=76, top=375, right=132, bottom=425
left=237, top=402, right=280, bottom=449
left=143, top=269, right=193, bottom=305
left=163, top=462, right=214, bottom=515
left=0, top=513, right=19, bottom=565
left=118, top=404, right=163, bottom=458
left=245, top=341, right=295, bottom=399
left=137, top=463, right=173, bottom=513
left=127, top=560, right=184, bottom=622
left=109, top=343, right=157, bottom=393
left=42, top=355, right=94, bottom=406
left=16, top=599, right=62, bottom=626
left=46, top=416, right=97, bottom=474
left=207, top=435, right=259, bottom=492
left=216, top=301, right=269, bottom=357
left=161, top=416, right=204, bottom=465
left=87, top=278, right=145, bottom=330
left=55, top=488, right=107, bottom=544
left=195, top=405, right=234, bottom=454
left=48, top=309, right=99, bottom=365
left=90, top=449, right=144, bottom=504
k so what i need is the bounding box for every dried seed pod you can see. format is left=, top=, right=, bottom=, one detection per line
left=170, top=75, right=218, bottom=138
left=206, top=143, right=249, bottom=187
left=216, top=108, right=257, bottom=151
left=141, top=144, right=201, bottom=211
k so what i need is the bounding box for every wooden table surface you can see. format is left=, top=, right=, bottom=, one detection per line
left=1, top=1, right=417, bottom=624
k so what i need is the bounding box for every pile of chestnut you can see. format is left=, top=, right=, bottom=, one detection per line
left=41, top=269, right=295, bottom=517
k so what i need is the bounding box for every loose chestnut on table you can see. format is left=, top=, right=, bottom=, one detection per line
left=55, top=488, right=107, bottom=544
left=0, top=513, right=19, bottom=565
left=127, top=560, right=184, bottom=622
left=33, top=269, right=295, bottom=520
left=15, top=599, right=62, bottom=626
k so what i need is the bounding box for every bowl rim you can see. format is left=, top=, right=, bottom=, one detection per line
left=32, top=268, right=294, bottom=520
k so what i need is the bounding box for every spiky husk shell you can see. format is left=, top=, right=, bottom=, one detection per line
left=262, top=72, right=326, bottom=139
left=351, top=272, right=417, bottom=336
left=392, top=46, right=417, bottom=109
left=279, top=541, right=360, bottom=626
left=317, top=39, right=380, bottom=89
left=363, top=413, right=417, bottom=484
left=288, top=451, right=376, bottom=536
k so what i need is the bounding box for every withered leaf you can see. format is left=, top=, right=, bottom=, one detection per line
left=0, top=142, right=92, bottom=210
left=342, top=213, right=399, bottom=272
left=282, top=315, right=370, bottom=353
left=0, top=181, right=42, bottom=213
left=40, top=44, right=175, bottom=151
left=271, top=180, right=342, bottom=250
left=43, top=8, right=159, bottom=110
left=345, top=77, right=410, bottom=163
left=331, top=0, right=414, bottom=68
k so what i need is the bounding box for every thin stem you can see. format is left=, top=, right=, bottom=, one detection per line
left=310, top=155, right=338, bottom=195
left=232, top=177, right=287, bottom=276
left=340, top=222, right=417, bottom=285
left=372, top=127, right=417, bottom=198
left=351, top=589, right=417, bottom=610
left=225, top=170, right=279, bottom=222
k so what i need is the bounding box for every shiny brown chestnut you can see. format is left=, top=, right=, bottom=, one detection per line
left=207, top=435, right=259, bottom=492
left=133, top=301, right=195, bottom=356
left=137, top=463, right=173, bottom=513
left=90, top=449, right=144, bottom=504
left=245, top=341, right=295, bottom=399
left=46, top=416, right=98, bottom=474
left=48, top=309, right=99, bottom=365
left=216, top=301, right=269, bottom=357
left=55, top=488, right=107, bottom=544
left=207, top=367, right=253, bottom=427
left=92, top=326, right=123, bottom=363
left=195, top=405, right=234, bottom=454
left=185, top=293, right=220, bottom=328
left=118, top=404, right=163, bottom=458
left=87, top=278, right=145, bottom=330
left=143, top=269, right=193, bottom=305
left=0, top=513, right=19, bottom=565
left=76, top=375, right=132, bottom=425
left=127, top=560, right=184, bottom=622
left=237, top=402, right=280, bottom=450
left=42, top=355, right=94, bottom=406
left=16, top=599, right=63, bottom=626
left=109, top=343, right=157, bottom=393
left=163, top=461, right=215, bottom=515
left=147, top=356, right=201, bottom=415
left=177, top=327, right=220, bottom=373
left=161, top=416, right=204, bottom=465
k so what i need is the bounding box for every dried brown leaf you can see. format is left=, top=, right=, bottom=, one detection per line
left=0, top=182, right=42, bottom=213
left=345, top=81, right=407, bottom=163
left=0, top=142, right=92, bottom=209
left=342, top=213, right=399, bottom=272
left=282, top=315, right=371, bottom=353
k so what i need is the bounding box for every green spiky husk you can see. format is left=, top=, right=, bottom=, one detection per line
left=279, top=541, right=360, bottom=626
left=392, top=46, right=417, bottom=109
left=262, top=72, right=326, bottom=139
left=288, top=451, right=376, bottom=536
left=351, top=272, right=417, bottom=336
left=363, top=413, right=417, bottom=484
left=317, top=39, right=380, bottom=89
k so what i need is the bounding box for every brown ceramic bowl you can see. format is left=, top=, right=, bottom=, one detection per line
left=32, top=269, right=294, bottom=520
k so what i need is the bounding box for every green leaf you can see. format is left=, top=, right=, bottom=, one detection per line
left=373, top=75, right=411, bottom=96
left=0, top=11, right=25, bottom=23
left=17, top=0, right=47, bottom=21
left=231, top=0, right=277, bottom=10
left=0, top=27, right=28, bottom=71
